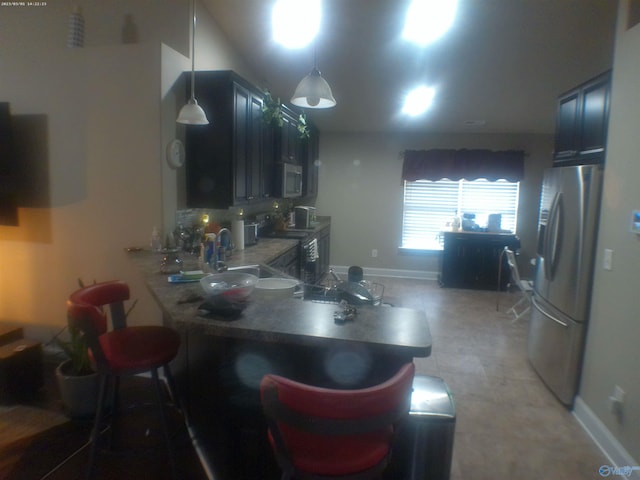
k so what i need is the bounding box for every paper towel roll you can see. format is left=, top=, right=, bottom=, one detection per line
left=232, top=219, right=245, bottom=250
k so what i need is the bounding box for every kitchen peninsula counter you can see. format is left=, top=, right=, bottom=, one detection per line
left=127, top=245, right=431, bottom=359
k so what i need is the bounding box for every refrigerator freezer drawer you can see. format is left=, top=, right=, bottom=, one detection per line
left=528, top=296, right=586, bottom=406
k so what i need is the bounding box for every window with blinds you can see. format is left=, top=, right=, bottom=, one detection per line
left=402, top=179, right=520, bottom=250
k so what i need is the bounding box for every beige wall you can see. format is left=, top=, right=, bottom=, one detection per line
left=316, top=132, right=552, bottom=277
left=579, top=0, right=640, bottom=463
left=0, top=1, right=253, bottom=340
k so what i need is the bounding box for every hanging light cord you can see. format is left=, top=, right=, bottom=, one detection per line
left=189, top=0, right=196, bottom=101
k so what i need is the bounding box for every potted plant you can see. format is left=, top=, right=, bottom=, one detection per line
left=297, top=113, right=310, bottom=140
left=263, top=91, right=310, bottom=140
left=262, top=90, right=283, bottom=128
left=54, top=322, right=99, bottom=418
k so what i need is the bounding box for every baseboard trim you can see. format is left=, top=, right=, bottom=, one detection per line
left=330, top=265, right=439, bottom=281
left=573, top=396, right=640, bottom=478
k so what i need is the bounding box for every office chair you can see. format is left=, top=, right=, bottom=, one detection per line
left=260, top=362, right=415, bottom=480
left=66, top=280, right=183, bottom=479
left=504, top=248, right=534, bottom=322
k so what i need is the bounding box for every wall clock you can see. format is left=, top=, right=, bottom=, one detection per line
left=166, top=139, right=185, bottom=168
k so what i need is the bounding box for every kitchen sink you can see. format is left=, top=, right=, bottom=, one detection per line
left=262, top=230, right=311, bottom=239
left=226, top=264, right=276, bottom=278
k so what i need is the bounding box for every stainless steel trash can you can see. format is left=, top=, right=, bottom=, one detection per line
left=385, top=375, right=456, bottom=480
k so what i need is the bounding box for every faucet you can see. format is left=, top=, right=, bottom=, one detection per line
left=214, top=228, right=234, bottom=271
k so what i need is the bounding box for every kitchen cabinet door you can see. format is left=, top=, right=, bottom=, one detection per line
left=233, top=85, right=250, bottom=204
left=302, top=124, right=319, bottom=197
left=278, top=106, right=300, bottom=165
left=248, top=94, right=266, bottom=201
left=554, top=89, right=580, bottom=161
left=578, top=73, right=610, bottom=160
left=259, top=103, right=274, bottom=200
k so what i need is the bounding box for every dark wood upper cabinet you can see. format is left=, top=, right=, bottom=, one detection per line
left=184, top=71, right=269, bottom=208
left=184, top=71, right=319, bottom=207
left=553, top=71, right=611, bottom=166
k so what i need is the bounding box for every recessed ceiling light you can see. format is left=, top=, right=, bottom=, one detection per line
left=403, top=0, right=458, bottom=46
left=272, top=0, right=321, bottom=49
left=402, top=86, right=436, bottom=116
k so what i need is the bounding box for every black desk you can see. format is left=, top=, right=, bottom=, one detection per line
left=439, top=231, right=520, bottom=290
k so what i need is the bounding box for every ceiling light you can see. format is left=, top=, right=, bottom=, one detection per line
left=403, top=0, right=458, bottom=46
left=402, top=86, right=435, bottom=116
left=273, top=0, right=321, bottom=49
left=291, top=49, right=336, bottom=109
left=177, top=0, right=209, bottom=125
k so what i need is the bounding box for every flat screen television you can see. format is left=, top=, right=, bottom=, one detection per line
left=0, top=102, right=18, bottom=224
left=0, top=102, right=14, bottom=177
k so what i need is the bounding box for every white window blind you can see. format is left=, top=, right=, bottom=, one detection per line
left=402, top=179, right=520, bottom=250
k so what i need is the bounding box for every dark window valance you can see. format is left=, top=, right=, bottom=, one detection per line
left=401, top=149, right=525, bottom=182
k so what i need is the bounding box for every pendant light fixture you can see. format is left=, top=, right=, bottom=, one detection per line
left=290, top=49, right=336, bottom=109
left=177, top=0, right=209, bottom=125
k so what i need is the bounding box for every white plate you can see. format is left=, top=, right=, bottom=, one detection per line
left=254, top=278, right=299, bottom=298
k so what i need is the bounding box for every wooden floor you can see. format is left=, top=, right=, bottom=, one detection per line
left=0, top=360, right=208, bottom=480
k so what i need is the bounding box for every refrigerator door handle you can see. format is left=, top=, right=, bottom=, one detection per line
left=543, top=193, right=557, bottom=280
left=544, top=192, right=564, bottom=281
left=532, top=296, right=568, bottom=328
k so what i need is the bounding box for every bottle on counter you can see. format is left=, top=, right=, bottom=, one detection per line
left=150, top=226, right=162, bottom=252
left=451, top=216, right=461, bottom=231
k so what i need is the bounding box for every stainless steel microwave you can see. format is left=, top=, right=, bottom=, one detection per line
left=282, top=163, right=303, bottom=198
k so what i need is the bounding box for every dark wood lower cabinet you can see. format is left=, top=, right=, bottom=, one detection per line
left=267, top=243, right=300, bottom=278
left=439, top=231, right=521, bottom=290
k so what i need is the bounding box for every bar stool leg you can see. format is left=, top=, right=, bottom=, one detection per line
left=152, top=368, right=177, bottom=480
left=87, top=374, right=109, bottom=480
left=163, top=364, right=187, bottom=424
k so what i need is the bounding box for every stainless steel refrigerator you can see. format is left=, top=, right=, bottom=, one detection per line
left=528, top=164, right=603, bottom=406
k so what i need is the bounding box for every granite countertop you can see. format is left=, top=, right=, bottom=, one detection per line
left=127, top=238, right=432, bottom=358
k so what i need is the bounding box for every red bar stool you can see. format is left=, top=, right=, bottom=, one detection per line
left=66, top=280, right=183, bottom=479
left=260, top=362, right=415, bottom=480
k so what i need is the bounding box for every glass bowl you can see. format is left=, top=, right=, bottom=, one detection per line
left=199, top=272, right=259, bottom=303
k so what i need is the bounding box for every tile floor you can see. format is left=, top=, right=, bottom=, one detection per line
left=374, top=276, right=608, bottom=480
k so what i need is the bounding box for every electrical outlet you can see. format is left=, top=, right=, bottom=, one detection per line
left=371, top=249, right=378, bottom=258
left=603, top=248, right=613, bottom=271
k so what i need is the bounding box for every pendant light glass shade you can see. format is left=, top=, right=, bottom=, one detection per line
left=291, top=67, right=336, bottom=109
left=177, top=98, right=208, bottom=125
left=177, top=0, right=209, bottom=125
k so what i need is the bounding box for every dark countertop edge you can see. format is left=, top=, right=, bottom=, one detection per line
left=179, top=311, right=432, bottom=358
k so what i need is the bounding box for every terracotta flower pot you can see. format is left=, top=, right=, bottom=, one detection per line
left=55, top=359, right=99, bottom=418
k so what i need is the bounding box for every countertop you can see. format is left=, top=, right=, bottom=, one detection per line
left=127, top=244, right=432, bottom=358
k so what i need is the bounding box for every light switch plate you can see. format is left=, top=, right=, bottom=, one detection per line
left=603, top=248, right=613, bottom=271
